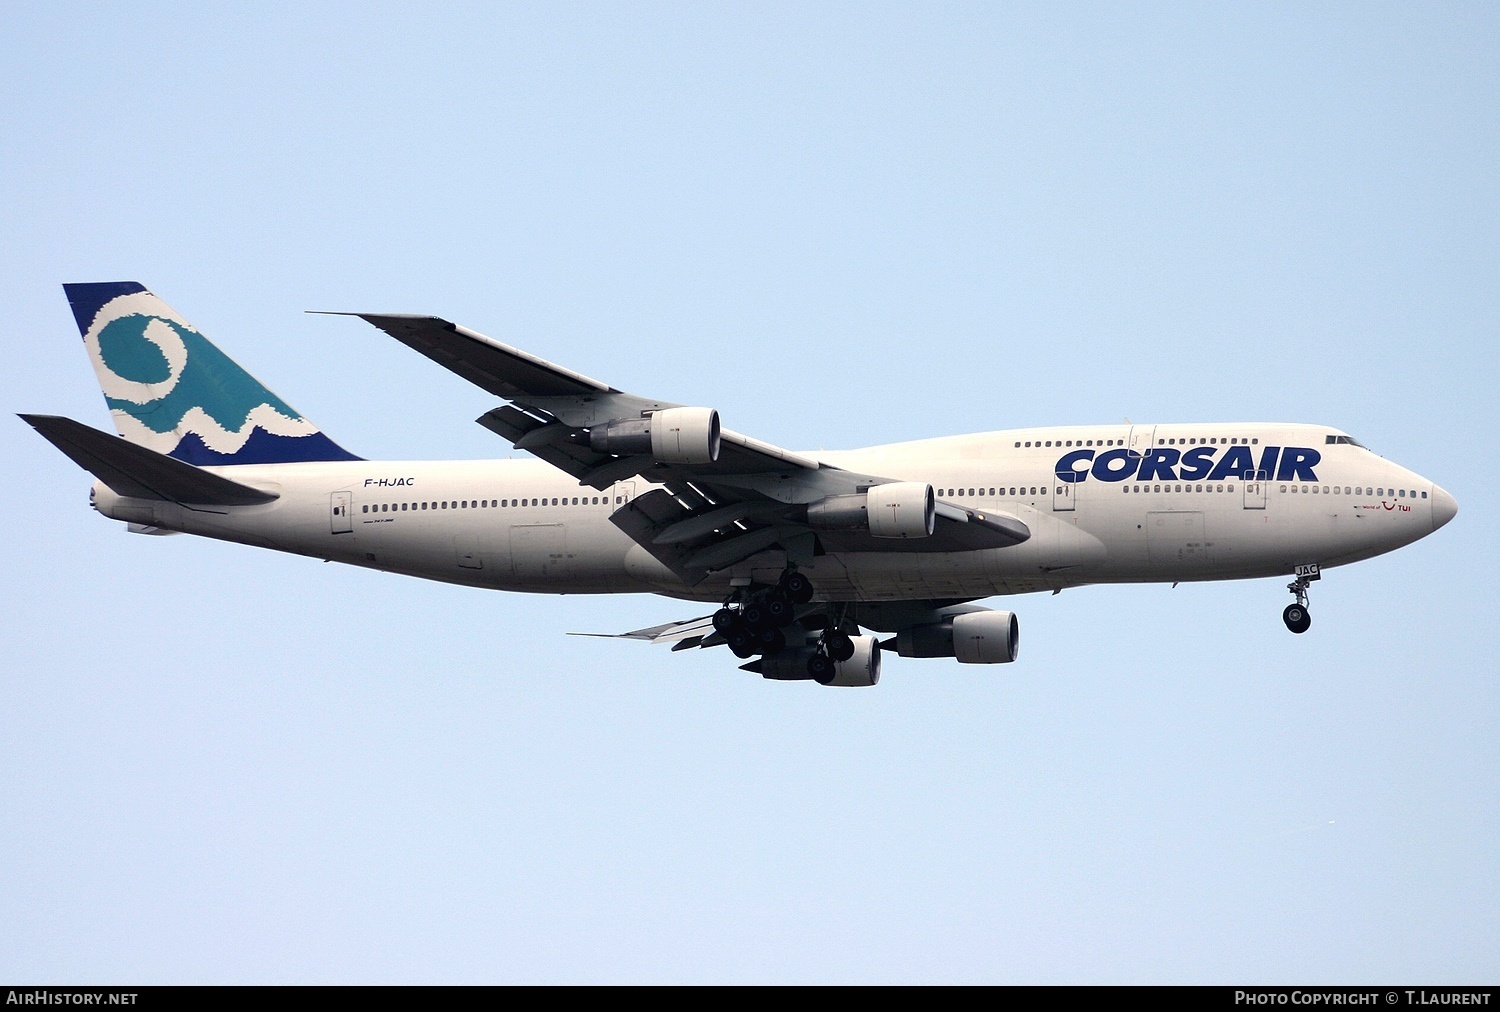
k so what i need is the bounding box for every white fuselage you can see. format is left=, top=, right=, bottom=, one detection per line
left=90, top=422, right=1448, bottom=604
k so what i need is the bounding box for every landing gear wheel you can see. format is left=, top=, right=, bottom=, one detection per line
left=741, top=600, right=771, bottom=632
left=764, top=591, right=795, bottom=628
left=782, top=571, right=814, bottom=605
left=712, top=608, right=738, bottom=636
left=1283, top=604, right=1311, bottom=634
left=807, top=651, right=835, bottom=684
left=726, top=622, right=757, bottom=658
left=825, top=630, right=855, bottom=663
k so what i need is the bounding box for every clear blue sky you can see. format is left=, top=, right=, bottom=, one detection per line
left=2, top=2, right=1495, bottom=983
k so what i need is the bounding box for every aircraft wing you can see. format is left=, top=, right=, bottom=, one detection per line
left=569, top=614, right=721, bottom=652
left=337, top=312, right=1029, bottom=583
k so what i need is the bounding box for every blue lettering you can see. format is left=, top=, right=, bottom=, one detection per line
left=1208, top=445, right=1255, bottom=481
left=1178, top=446, right=1215, bottom=480
left=1257, top=446, right=1281, bottom=480
left=1055, top=449, right=1095, bottom=483
left=1090, top=448, right=1141, bottom=482
left=1137, top=448, right=1180, bottom=482
left=1276, top=447, right=1321, bottom=482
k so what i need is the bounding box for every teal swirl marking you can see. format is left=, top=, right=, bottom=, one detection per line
left=100, top=313, right=304, bottom=434
left=98, top=314, right=173, bottom=384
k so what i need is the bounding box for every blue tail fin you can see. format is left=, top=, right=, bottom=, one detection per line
left=64, top=283, right=359, bottom=465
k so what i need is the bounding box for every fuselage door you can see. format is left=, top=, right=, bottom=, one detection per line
left=614, top=481, right=636, bottom=508
left=1243, top=470, right=1268, bottom=510
left=330, top=491, right=353, bottom=534
left=1128, top=425, right=1156, bottom=455
left=1052, top=481, right=1075, bottom=512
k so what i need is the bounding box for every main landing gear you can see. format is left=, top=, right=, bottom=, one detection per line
left=713, top=569, right=816, bottom=660
left=1283, top=567, right=1318, bottom=634
left=806, top=623, right=856, bottom=682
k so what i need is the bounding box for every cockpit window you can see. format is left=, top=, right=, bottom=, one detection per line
left=1326, top=434, right=1366, bottom=448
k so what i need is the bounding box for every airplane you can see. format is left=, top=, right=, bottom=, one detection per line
left=22, top=283, right=1458, bottom=687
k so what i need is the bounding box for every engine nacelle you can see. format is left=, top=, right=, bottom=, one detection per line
left=589, top=406, right=721, bottom=464
left=867, top=482, right=935, bottom=538
left=953, top=611, right=1018, bottom=664
left=806, top=482, right=934, bottom=539
left=895, top=611, right=1019, bottom=664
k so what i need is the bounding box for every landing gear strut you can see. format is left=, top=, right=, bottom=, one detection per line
left=1283, top=569, right=1317, bottom=634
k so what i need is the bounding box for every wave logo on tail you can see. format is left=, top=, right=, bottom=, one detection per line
left=66, top=282, right=360, bottom=465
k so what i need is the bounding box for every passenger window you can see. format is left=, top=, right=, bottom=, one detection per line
left=1421, top=491, right=1427, bottom=499
left=1280, top=485, right=1287, bottom=492
left=1014, top=442, right=1021, bottom=448
left=361, top=505, right=368, bottom=513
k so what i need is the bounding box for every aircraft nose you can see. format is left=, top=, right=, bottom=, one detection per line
left=1431, top=485, right=1458, bottom=531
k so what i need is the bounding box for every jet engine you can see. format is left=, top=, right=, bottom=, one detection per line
left=805, top=482, right=935, bottom=539
left=590, top=406, right=721, bottom=464
left=895, top=611, right=1019, bottom=664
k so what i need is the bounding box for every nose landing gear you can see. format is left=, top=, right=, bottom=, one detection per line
left=1283, top=566, right=1319, bottom=634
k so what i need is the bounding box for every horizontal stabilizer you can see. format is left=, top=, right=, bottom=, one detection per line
left=20, top=414, right=278, bottom=507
